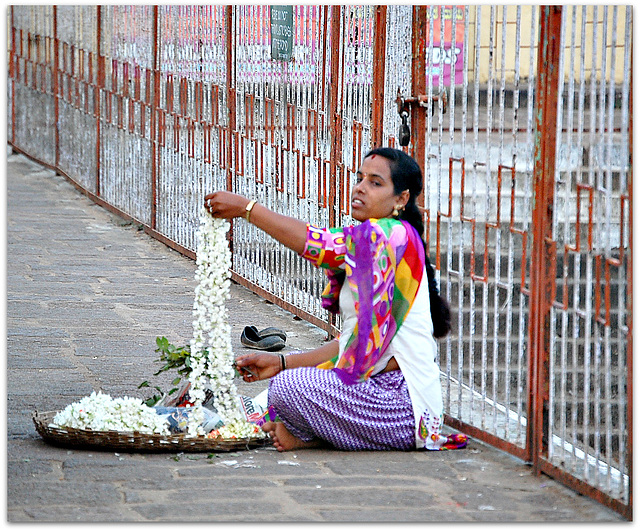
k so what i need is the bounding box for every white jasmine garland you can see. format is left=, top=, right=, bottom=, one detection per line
left=51, top=391, right=169, bottom=435
left=49, top=209, right=261, bottom=441
left=187, top=208, right=260, bottom=439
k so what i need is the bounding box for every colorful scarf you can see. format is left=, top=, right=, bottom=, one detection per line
left=301, top=218, right=424, bottom=385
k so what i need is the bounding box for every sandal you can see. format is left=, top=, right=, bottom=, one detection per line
left=241, top=326, right=286, bottom=351
left=245, top=325, right=287, bottom=342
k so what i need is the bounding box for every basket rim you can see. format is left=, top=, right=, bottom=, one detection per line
left=32, top=409, right=268, bottom=453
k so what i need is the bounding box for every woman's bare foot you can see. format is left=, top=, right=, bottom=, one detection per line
left=262, top=421, right=321, bottom=452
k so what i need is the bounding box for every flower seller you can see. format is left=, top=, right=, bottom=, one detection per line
left=204, top=147, right=466, bottom=453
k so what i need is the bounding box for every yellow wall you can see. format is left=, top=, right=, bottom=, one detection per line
left=466, top=5, right=631, bottom=85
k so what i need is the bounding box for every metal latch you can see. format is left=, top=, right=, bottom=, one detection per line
left=395, top=89, right=449, bottom=147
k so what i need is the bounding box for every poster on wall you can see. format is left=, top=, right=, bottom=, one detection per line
left=425, top=5, right=465, bottom=86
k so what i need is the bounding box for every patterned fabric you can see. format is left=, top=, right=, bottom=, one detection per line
left=440, top=433, right=468, bottom=450
left=267, top=367, right=416, bottom=451
left=302, top=218, right=424, bottom=385
left=263, top=367, right=468, bottom=451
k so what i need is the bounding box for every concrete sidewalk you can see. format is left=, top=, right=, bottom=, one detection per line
left=6, top=149, right=623, bottom=522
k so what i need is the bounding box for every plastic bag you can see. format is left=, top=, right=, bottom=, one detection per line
left=153, top=406, right=224, bottom=434
left=155, top=384, right=270, bottom=431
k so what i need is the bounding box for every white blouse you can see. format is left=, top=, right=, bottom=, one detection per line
left=338, top=268, right=447, bottom=449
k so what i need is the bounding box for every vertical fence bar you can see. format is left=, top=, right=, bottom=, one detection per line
left=53, top=6, right=59, bottom=167
left=150, top=6, right=159, bottom=230
left=226, top=5, right=235, bottom=195
left=10, top=6, right=15, bottom=142
left=95, top=6, right=101, bottom=196
left=370, top=5, right=387, bottom=149
left=410, top=6, right=426, bottom=175
left=328, top=5, right=342, bottom=228
left=528, top=5, right=563, bottom=469
left=625, top=35, right=633, bottom=520
left=225, top=5, right=236, bottom=259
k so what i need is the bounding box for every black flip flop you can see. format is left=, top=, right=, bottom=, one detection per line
left=241, top=326, right=286, bottom=351
left=245, top=325, right=287, bottom=342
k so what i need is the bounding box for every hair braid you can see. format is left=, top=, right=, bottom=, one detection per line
left=364, top=147, right=451, bottom=338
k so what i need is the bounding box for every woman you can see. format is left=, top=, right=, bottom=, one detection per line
left=204, top=147, right=464, bottom=452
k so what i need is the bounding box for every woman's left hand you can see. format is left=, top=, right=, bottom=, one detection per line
left=204, top=191, right=251, bottom=219
left=234, top=352, right=282, bottom=382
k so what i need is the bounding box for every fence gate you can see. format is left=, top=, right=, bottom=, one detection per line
left=7, top=5, right=632, bottom=519
left=401, top=5, right=632, bottom=518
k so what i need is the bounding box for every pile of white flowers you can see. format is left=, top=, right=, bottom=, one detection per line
left=51, top=391, right=169, bottom=435
left=187, top=208, right=260, bottom=439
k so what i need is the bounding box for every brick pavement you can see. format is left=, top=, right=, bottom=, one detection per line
left=6, top=149, right=624, bottom=522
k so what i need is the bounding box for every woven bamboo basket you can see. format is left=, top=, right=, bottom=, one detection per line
left=32, top=410, right=268, bottom=453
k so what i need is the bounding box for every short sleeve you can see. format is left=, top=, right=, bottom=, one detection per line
left=300, top=224, right=348, bottom=270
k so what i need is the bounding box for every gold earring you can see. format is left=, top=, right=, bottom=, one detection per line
left=392, top=205, right=401, bottom=217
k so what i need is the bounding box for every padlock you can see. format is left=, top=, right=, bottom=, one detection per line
left=398, top=112, right=411, bottom=146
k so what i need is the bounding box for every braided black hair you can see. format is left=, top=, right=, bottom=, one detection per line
left=364, top=147, right=451, bottom=338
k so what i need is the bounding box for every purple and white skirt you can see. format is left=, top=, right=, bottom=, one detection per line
left=267, top=367, right=415, bottom=451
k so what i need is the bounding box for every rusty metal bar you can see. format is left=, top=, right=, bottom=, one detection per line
left=327, top=5, right=342, bottom=228
left=95, top=5, right=101, bottom=196
left=150, top=6, right=159, bottom=230
left=226, top=5, right=235, bottom=194
left=538, top=459, right=631, bottom=518
left=627, top=41, right=633, bottom=519
left=444, top=414, right=529, bottom=462
left=370, top=5, right=386, bottom=148
left=528, top=5, right=563, bottom=468
left=230, top=272, right=337, bottom=336
left=10, top=6, right=15, bottom=142
left=410, top=6, right=427, bottom=178
left=53, top=6, right=59, bottom=167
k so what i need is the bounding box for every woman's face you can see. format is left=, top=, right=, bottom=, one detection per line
left=351, top=155, right=406, bottom=222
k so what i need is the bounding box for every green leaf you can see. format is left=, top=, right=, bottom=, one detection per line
left=156, top=336, right=169, bottom=352
left=144, top=395, right=161, bottom=407
left=143, top=337, right=195, bottom=407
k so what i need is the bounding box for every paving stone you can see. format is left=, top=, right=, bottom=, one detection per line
left=292, top=486, right=435, bottom=508
left=21, top=506, right=144, bottom=522
left=129, top=501, right=278, bottom=521
left=61, top=462, right=174, bottom=482
left=7, top=459, right=57, bottom=478
left=316, top=508, right=471, bottom=522
left=8, top=481, right=121, bottom=507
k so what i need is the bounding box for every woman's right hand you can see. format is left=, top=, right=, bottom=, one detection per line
left=204, top=191, right=251, bottom=220
left=204, top=190, right=308, bottom=254
left=234, top=352, right=282, bottom=382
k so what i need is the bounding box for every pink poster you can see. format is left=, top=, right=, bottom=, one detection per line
left=425, top=5, right=465, bottom=86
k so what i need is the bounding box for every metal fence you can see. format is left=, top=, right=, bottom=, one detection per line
left=7, top=5, right=632, bottom=518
